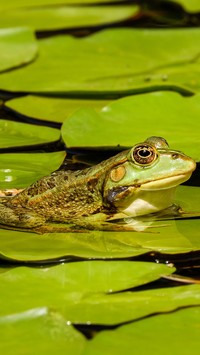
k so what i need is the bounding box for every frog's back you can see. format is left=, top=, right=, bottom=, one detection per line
left=6, top=150, right=128, bottom=222
left=8, top=168, right=103, bottom=221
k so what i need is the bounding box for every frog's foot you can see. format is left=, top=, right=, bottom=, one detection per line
left=0, top=204, right=45, bottom=229
left=32, top=222, right=148, bottom=234
left=27, top=219, right=152, bottom=234
left=98, top=220, right=154, bottom=232
left=33, top=224, right=91, bottom=234
left=172, top=207, right=200, bottom=220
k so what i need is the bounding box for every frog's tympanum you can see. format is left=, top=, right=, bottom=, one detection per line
left=0, top=137, right=196, bottom=233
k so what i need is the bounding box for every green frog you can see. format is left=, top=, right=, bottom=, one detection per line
left=0, top=136, right=196, bottom=233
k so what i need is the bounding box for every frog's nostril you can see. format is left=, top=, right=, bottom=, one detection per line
left=172, top=153, right=179, bottom=159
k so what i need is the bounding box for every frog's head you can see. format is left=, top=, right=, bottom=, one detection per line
left=103, top=136, right=196, bottom=217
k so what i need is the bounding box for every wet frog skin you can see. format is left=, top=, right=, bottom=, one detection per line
left=0, top=136, right=196, bottom=233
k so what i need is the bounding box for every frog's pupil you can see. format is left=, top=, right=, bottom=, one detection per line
left=139, top=149, right=150, bottom=157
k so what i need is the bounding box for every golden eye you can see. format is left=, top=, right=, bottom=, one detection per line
left=131, top=144, right=157, bottom=166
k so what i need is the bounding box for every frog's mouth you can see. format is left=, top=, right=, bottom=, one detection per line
left=139, top=172, right=193, bottom=191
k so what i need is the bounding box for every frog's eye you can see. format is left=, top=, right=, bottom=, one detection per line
left=131, top=144, right=157, bottom=166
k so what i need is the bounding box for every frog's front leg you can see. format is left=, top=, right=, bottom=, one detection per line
left=0, top=203, right=45, bottom=229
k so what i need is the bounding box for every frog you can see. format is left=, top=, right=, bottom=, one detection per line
left=0, top=136, right=196, bottom=233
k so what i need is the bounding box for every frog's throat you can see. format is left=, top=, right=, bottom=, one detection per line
left=139, top=172, right=192, bottom=191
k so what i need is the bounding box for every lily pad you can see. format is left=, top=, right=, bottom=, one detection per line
left=0, top=186, right=199, bottom=262
left=84, top=306, right=200, bottom=354
left=0, top=27, right=37, bottom=73
left=131, top=56, right=200, bottom=95
left=176, top=185, right=200, bottom=212
left=0, top=228, right=151, bottom=262
left=170, top=0, right=200, bottom=12
left=1, top=265, right=200, bottom=326
left=5, top=95, right=111, bottom=123
left=0, top=261, right=176, bottom=318
left=0, top=0, right=120, bottom=11
left=0, top=212, right=199, bottom=262
left=0, top=5, right=138, bottom=31
left=61, top=91, right=200, bottom=161
left=0, top=28, right=200, bottom=94
left=0, top=308, right=86, bottom=355
left=66, top=285, right=200, bottom=325
left=0, top=119, right=60, bottom=148
left=0, top=151, right=65, bottom=189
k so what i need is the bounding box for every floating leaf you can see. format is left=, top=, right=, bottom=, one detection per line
left=0, top=0, right=120, bottom=11
left=1, top=267, right=200, bottom=326
left=0, top=120, right=60, bottom=148
left=131, top=57, right=200, bottom=95
left=84, top=306, right=200, bottom=354
left=170, top=0, right=200, bottom=12
left=0, top=186, right=199, bottom=262
left=176, top=186, right=200, bottom=213
left=5, top=95, right=110, bottom=123
left=67, top=285, right=200, bottom=325
left=0, top=29, right=200, bottom=94
left=0, top=228, right=148, bottom=262
left=62, top=91, right=200, bottom=160
left=0, top=27, right=37, bottom=73
left=0, top=261, right=175, bottom=318
left=0, top=308, right=86, bottom=355
left=0, top=151, right=65, bottom=189
left=0, top=5, right=138, bottom=31
left=0, top=209, right=200, bottom=263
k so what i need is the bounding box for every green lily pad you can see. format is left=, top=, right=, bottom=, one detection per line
left=0, top=0, right=120, bottom=11
left=0, top=120, right=60, bottom=148
left=0, top=308, right=86, bottom=355
left=0, top=186, right=199, bottom=262
left=67, top=285, right=200, bottom=325
left=0, top=228, right=150, bottom=262
left=0, top=151, right=65, bottom=189
left=84, top=306, right=200, bottom=354
left=0, top=261, right=175, bottom=318
left=0, top=5, right=138, bottom=31
left=0, top=28, right=200, bottom=94
left=1, top=264, right=200, bottom=326
left=176, top=185, right=200, bottom=212
left=0, top=27, right=37, bottom=73
left=5, top=95, right=111, bottom=123
left=0, top=215, right=198, bottom=262
left=62, top=91, right=200, bottom=160
left=131, top=56, right=200, bottom=94
left=170, top=0, right=200, bottom=12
